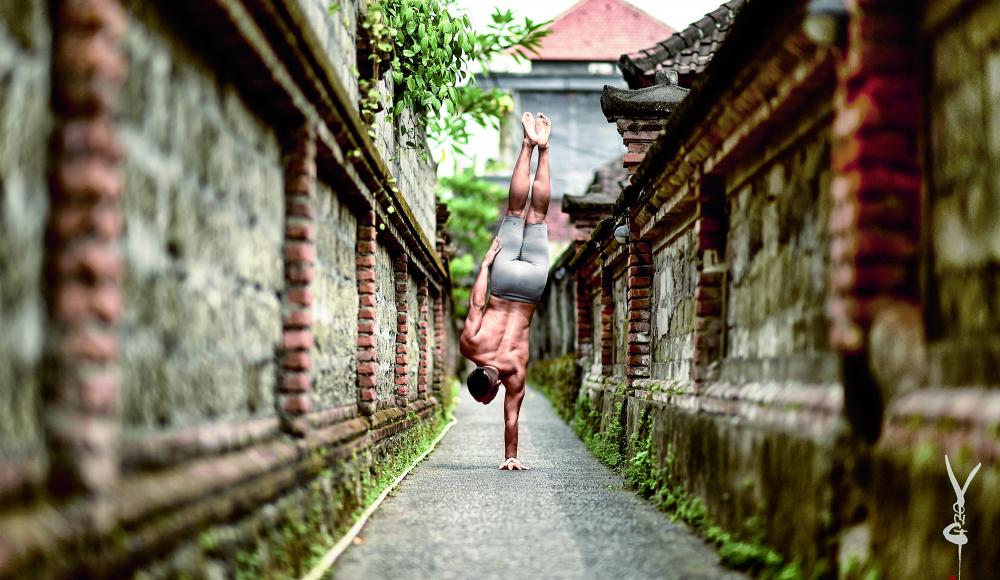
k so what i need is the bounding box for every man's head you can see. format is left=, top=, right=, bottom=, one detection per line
left=467, top=366, right=500, bottom=404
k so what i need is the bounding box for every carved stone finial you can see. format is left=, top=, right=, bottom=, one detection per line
left=601, top=71, right=689, bottom=122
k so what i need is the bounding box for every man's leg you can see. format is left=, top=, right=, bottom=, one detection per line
left=526, top=113, right=551, bottom=225
left=507, top=112, right=537, bottom=217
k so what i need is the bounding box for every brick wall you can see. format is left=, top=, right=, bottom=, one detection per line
left=312, top=182, right=360, bottom=408
left=0, top=0, right=454, bottom=576
left=532, top=0, right=1000, bottom=576
left=119, top=3, right=286, bottom=430
left=0, top=0, right=49, bottom=461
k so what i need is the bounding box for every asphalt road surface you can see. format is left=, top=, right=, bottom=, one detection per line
left=331, top=386, right=745, bottom=580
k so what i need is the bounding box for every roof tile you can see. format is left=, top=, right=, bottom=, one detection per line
left=619, top=0, right=746, bottom=87
left=531, top=0, right=674, bottom=62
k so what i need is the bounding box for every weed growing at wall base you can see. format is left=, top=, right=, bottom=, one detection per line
left=620, top=416, right=807, bottom=579
left=227, top=392, right=458, bottom=578
left=530, top=362, right=812, bottom=579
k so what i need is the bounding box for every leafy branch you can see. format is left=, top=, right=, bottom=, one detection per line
left=356, top=0, right=549, bottom=153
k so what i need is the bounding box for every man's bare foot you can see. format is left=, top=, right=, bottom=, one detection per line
left=499, top=457, right=530, bottom=470
left=521, top=112, right=538, bottom=146
left=534, top=112, right=551, bottom=150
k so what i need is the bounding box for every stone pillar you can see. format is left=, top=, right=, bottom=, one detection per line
left=619, top=119, right=666, bottom=180
left=692, top=174, right=727, bottom=386
left=356, top=210, right=378, bottom=416
left=279, top=125, right=317, bottom=436
left=44, top=0, right=127, bottom=500
left=625, top=223, right=652, bottom=386
left=417, top=280, right=430, bottom=400
left=394, top=255, right=410, bottom=407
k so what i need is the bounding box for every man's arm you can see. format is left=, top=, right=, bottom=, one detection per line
left=460, top=237, right=502, bottom=348
left=502, top=370, right=526, bottom=461
left=462, top=259, right=491, bottom=338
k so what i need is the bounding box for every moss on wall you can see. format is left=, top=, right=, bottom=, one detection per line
left=527, top=354, right=579, bottom=421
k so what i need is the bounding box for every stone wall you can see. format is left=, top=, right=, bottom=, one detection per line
left=528, top=269, right=576, bottom=361
left=374, top=244, right=398, bottom=403
left=612, top=268, right=628, bottom=375
left=722, top=132, right=837, bottom=385
left=925, top=0, right=1000, bottom=387
left=119, top=2, right=285, bottom=430
left=0, top=0, right=49, bottom=460
left=650, top=230, right=696, bottom=381
left=0, top=0, right=454, bottom=576
left=313, top=181, right=359, bottom=409
left=535, top=0, right=1000, bottom=577
left=406, top=275, right=421, bottom=399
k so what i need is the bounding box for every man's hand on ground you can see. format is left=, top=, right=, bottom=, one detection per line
left=499, top=457, right=530, bottom=470
left=483, top=236, right=502, bottom=266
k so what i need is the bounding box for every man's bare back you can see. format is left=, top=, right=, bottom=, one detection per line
left=460, top=112, right=552, bottom=471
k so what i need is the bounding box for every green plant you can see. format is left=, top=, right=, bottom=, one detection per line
left=527, top=354, right=579, bottom=420
left=538, top=389, right=812, bottom=579
left=358, top=0, right=548, bottom=153
left=437, top=168, right=506, bottom=317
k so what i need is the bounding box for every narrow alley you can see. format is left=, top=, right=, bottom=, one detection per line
left=332, top=388, right=743, bottom=580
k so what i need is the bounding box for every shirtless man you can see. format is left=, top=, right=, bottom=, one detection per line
left=459, top=111, right=552, bottom=471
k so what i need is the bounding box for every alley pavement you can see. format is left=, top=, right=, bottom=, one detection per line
left=331, top=387, right=745, bottom=580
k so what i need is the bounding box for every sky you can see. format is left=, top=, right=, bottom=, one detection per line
left=450, top=0, right=728, bottom=34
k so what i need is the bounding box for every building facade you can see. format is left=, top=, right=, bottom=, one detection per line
left=477, top=0, right=673, bottom=244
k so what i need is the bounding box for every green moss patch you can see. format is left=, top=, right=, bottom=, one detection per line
left=225, top=382, right=460, bottom=579
left=527, top=354, right=579, bottom=421
left=530, top=364, right=817, bottom=580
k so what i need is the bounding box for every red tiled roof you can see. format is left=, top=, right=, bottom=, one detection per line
left=531, top=0, right=675, bottom=62
left=619, top=0, right=745, bottom=87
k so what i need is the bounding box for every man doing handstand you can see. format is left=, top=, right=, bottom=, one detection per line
left=459, top=111, right=552, bottom=471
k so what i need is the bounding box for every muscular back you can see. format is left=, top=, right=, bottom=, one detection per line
left=459, top=296, right=535, bottom=379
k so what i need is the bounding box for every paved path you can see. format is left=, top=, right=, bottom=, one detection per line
left=331, top=387, right=744, bottom=580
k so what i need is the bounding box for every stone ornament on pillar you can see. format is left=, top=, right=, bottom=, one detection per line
left=356, top=210, right=378, bottom=416
left=601, top=72, right=688, bottom=180
left=44, top=0, right=128, bottom=502
left=280, top=125, right=317, bottom=436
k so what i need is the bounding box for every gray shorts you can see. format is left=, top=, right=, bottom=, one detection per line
left=489, top=216, right=550, bottom=304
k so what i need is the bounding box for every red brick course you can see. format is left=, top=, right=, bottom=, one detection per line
left=279, top=126, right=317, bottom=436
left=829, top=0, right=921, bottom=353
left=394, top=254, right=410, bottom=407
left=356, top=210, right=378, bottom=416
left=44, top=0, right=128, bottom=499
